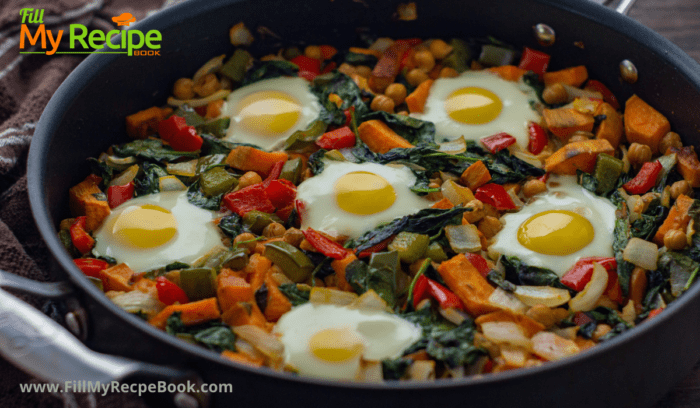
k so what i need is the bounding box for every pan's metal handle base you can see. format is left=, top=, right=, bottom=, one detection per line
left=589, top=0, right=637, bottom=15
left=0, top=270, right=73, bottom=298
left=0, top=272, right=209, bottom=407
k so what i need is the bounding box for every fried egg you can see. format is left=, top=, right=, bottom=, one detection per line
left=295, top=161, right=432, bottom=238
left=413, top=70, right=540, bottom=151
left=274, top=303, right=422, bottom=380
left=222, top=77, right=321, bottom=150
left=488, top=175, right=616, bottom=276
left=93, top=191, right=224, bottom=272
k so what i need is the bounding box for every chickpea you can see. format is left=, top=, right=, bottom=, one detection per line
left=429, top=39, right=453, bottom=60
left=355, top=65, right=373, bottom=78
left=478, top=216, right=503, bottom=239
left=670, top=180, right=692, bottom=199
left=385, top=83, right=407, bottom=106
left=664, top=229, right=688, bottom=250
left=438, top=67, right=459, bottom=78
left=542, top=83, right=568, bottom=105
left=338, top=63, right=356, bottom=76
left=592, top=324, right=612, bottom=341
left=304, top=45, right=322, bottom=60
left=413, top=50, right=435, bottom=72
left=234, top=232, right=257, bottom=251
left=522, top=179, right=547, bottom=198
left=370, top=94, right=395, bottom=113
left=659, top=131, right=683, bottom=155
left=463, top=199, right=486, bottom=224
left=193, top=73, right=221, bottom=98
left=238, top=171, right=263, bottom=189
left=262, top=222, right=286, bottom=238
left=283, top=228, right=304, bottom=247
left=406, top=68, right=429, bottom=87
left=172, top=78, right=195, bottom=100
left=627, top=142, right=652, bottom=166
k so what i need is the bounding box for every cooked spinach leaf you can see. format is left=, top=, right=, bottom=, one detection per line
left=200, top=134, right=260, bottom=156
left=255, top=283, right=268, bottom=313
left=500, top=255, right=571, bottom=291
left=344, top=52, right=378, bottom=67
left=173, top=106, right=206, bottom=127
left=585, top=306, right=633, bottom=341
left=165, top=312, right=237, bottom=352
left=360, top=111, right=435, bottom=146
left=242, top=60, right=299, bottom=86
left=311, top=72, right=369, bottom=125
left=612, top=200, right=634, bottom=297
left=197, top=117, right=231, bottom=139
left=350, top=207, right=468, bottom=254
left=577, top=169, right=598, bottom=194
left=87, top=157, right=113, bottom=188
left=345, top=259, right=396, bottom=307
left=284, top=120, right=328, bottom=151
left=113, top=139, right=199, bottom=162
left=278, top=283, right=311, bottom=306
left=307, top=149, right=327, bottom=175
left=187, top=180, right=223, bottom=210
left=486, top=269, right=517, bottom=292
left=134, top=162, right=167, bottom=196
left=165, top=311, right=187, bottom=335
left=658, top=251, right=700, bottom=297
left=218, top=214, right=245, bottom=237
left=382, top=358, right=412, bottom=380
left=166, top=261, right=190, bottom=271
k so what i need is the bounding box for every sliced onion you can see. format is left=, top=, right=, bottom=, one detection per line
left=167, top=89, right=231, bottom=108
left=158, top=175, right=187, bottom=191
left=439, top=307, right=468, bottom=326
left=109, top=164, right=139, bottom=187
left=193, top=54, right=225, bottom=83
left=444, top=224, right=482, bottom=254
left=569, top=262, right=608, bottom=312
left=104, top=154, right=137, bottom=170
left=166, top=159, right=198, bottom=177
left=110, top=290, right=164, bottom=317
left=442, top=180, right=475, bottom=206
left=499, top=344, right=527, bottom=368
left=480, top=321, right=532, bottom=349
left=551, top=326, right=578, bottom=341
left=622, top=237, right=659, bottom=270
left=562, top=84, right=603, bottom=103
left=232, top=325, right=284, bottom=362
left=513, top=151, right=544, bottom=168
left=310, top=287, right=358, bottom=306
left=347, top=290, right=391, bottom=312
left=438, top=136, right=467, bottom=155
left=531, top=331, right=580, bottom=361
left=513, top=285, right=571, bottom=308
left=488, top=287, right=528, bottom=314
left=408, top=360, right=436, bottom=381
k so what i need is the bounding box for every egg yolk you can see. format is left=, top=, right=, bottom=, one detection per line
left=236, top=90, right=301, bottom=136
left=517, top=210, right=594, bottom=255
left=112, top=204, right=177, bottom=248
left=309, top=328, right=364, bottom=363
left=445, top=87, right=503, bottom=125
left=334, top=171, right=396, bottom=215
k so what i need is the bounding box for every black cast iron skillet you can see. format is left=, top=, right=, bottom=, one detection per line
left=16, top=0, right=700, bottom=407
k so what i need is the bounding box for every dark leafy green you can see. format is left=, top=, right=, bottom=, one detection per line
left=344, top=52, right=378, bottom=66
left=612, top=200, right=634, bottom=297
left=345, top=259, right=396, bottom=307
left=113, top=139, right=199, bottom=162
left=360, top=111, right=435, bottom=146
left=658, top=251, right=700, bottom=297
left=278, top=283, right=311, bottom=306
left=306, top=149, right=328, bottom=175
left=585, top=307, right=633, bottom=341
left=255, top=283, right=268, bottom=313
left=284, top=120, right=328, bottom=151
left=486, top=269, right=516, bottom=292
left=134, top=162, right=168, bottom=196
left=165, top=312, right=237, bottom=352
left=350, top=207, right=468, bottom=254
left=197, top=117, right=231, bottom=139
left=501, top=256, right=571, bottom=292
left=218, top=214, right=245, bottom=237
left=173, top=106, right=206, bottom=127
left=166, top=261, right=190, bottom=271
left=311, top=72, right=369, bottom=125
left=242, top=60, right=299, bottom=86
left=200, top=134, right=260, bottom=156
left=577, top=169, right=598, bottom=194
left=382, top=358, right=412, bottom=380
left=187, top=180, right=223, bottom=210
left=87, top=157, right=113, bottom=188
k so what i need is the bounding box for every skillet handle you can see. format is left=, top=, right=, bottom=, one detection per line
left=615, top=0, right=637, bottom=15
left=0, top=285, right=208, bottom=408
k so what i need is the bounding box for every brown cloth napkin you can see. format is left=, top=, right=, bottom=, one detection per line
left=0, top=1, right=165, bottom=407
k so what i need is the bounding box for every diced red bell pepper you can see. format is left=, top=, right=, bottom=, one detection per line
left=222, top=184, right=276, bottom=216
left=396, top=38, right=423, bottom=47
left=158, top=115, right=188, bottom=142
left=321, top=61, right=337, bottom=75
left=399, top=48, right=416, bottom=70
left=316, top=126, right=356, bottom=150
left=585, top=79, right=620, bottom=110
left=605, top=269, right=624, bottom=304
left=481, top=132, right=516, bottom=154
left=343, top=107, right=355, bottom=127
left=298, top=70, right=318, bottom=81
left=538, top=173, right=550, bottom=184
left=412, top=275, right=430, bottom=309
left=73, top=258, right=109, bottom=278
left=465, top=253, right=491, bottom=277
left=561, top=257, right=617, bottom=291
left=295, top=199, right=306, bottom=224
left=528, top=122, right=548, bottom=155
left=319, top=45, right=338, bottom=60
left=518, top=47, right=551, bottom=76
left=155, top=276, right=189, bottom=305
left=426, top=278, right=464, bottom=310
left=356, top=236, right=394, bottom=258
left=194, top=106, right=208, bottom=116
left=275, top=204, right=295, bottom=222
left=263, top=160, right=287, bottom=187
left=265, top=179, right=297, bottom=209
left=291, top=55, right=321, bottom=81
left=623, top=160, right=663, bottom=195
left=475, top=184, right=517, bottom=210
left=69, top=216, right=95, bottom=255
left=107, top=181, right=134, bottom=209
left=573, top=311, right=595, bottom=327
left=648, top=308, right=663, bottom=319
left=302, top=228, right=349, bottom=260
left=168, top=126, right=203, bottom=152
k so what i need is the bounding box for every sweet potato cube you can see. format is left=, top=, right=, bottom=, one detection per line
left=544, top=139, right=614, bottom=175
left=624, top=94, right=670, bottom=154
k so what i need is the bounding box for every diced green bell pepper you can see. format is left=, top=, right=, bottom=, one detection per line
left=179, top=267, right=217, bottom=300
left=242, top=211, right=283, bottom=234
left=425, top=241, right=448, bottom=262
left=200, top=167, right=237, bottom=197
left=388, top=232, right=430, bottom=263
left=279, top=157, right=303, bottom=185
left=197, top=118, right=231, bottom=139
left=594, top=153, right=624, bottom=195
left=263, top=241, right=314, bottom=283
left=219, top=49, right=252, bottom=82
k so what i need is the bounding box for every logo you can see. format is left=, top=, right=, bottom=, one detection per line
left=19, top=8, right=162, bottom=56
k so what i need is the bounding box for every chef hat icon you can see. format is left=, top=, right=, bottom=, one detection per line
left=112, top=12, right=136, bottom=27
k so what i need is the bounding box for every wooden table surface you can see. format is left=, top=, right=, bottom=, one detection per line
left=625, top=1, right=700, bottom=406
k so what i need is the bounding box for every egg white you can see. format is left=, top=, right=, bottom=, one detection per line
left=295, top=161, right=433, bottom=239
left=274, top=303, right=422, bottom=380
left=488, top=175, right=617, bottom=276
left=413, top=70, right=540, bottom=151
left=93, top=191, right=224, bottom=272
left=221, top=77, right=321, bottom=150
